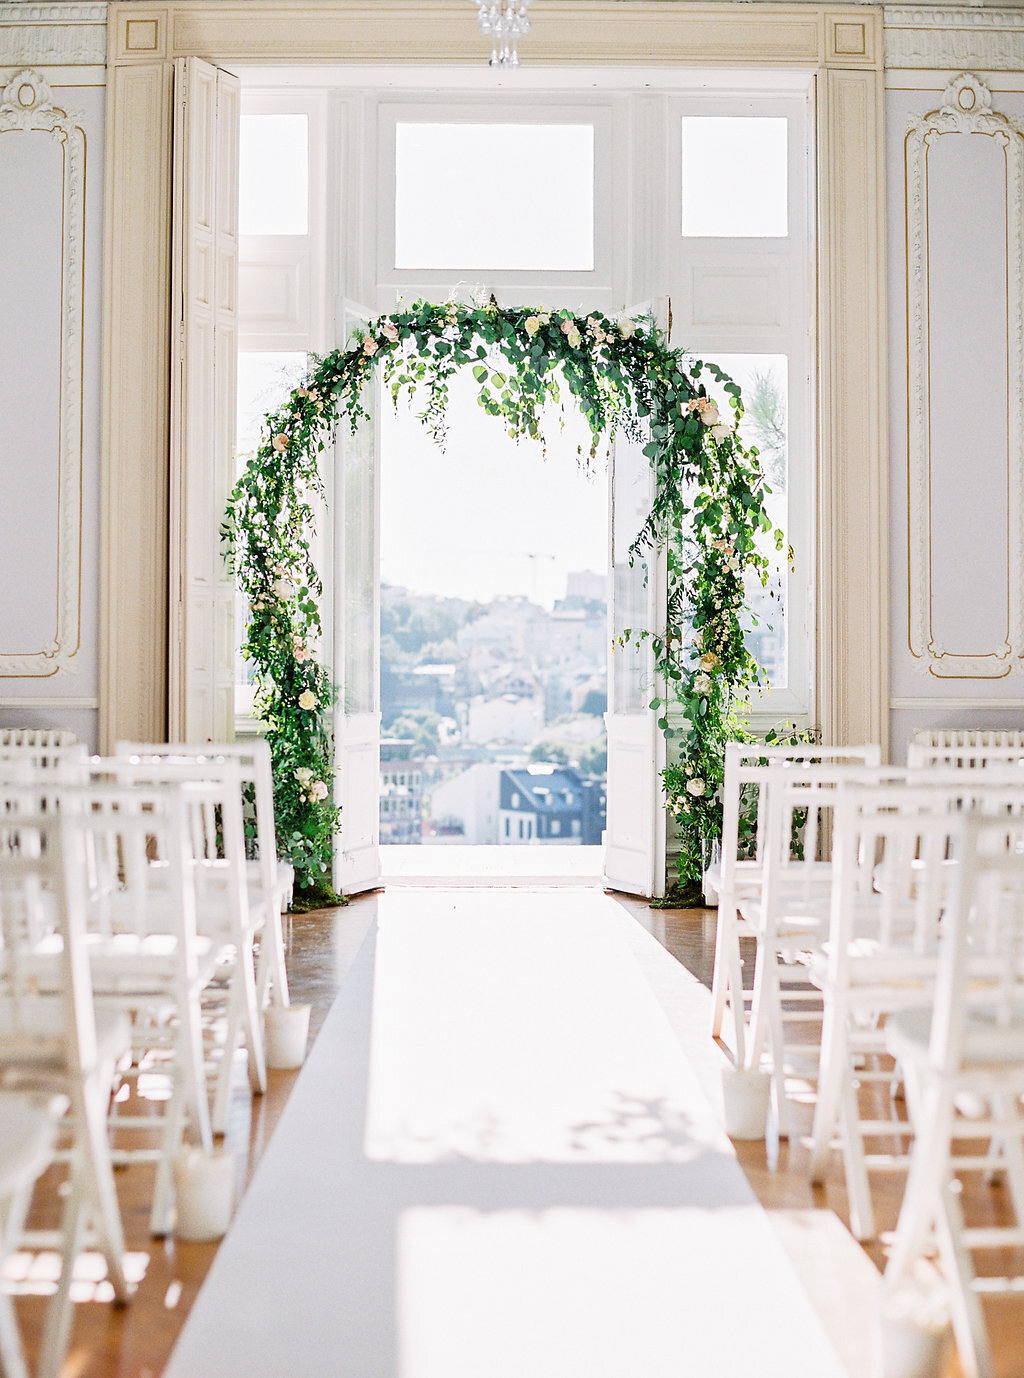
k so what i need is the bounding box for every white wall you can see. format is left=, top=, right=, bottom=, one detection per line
left=884, top=7, right=1024, bottom=763
left=7, top=3, right=1024, bottom=761
left=0, top=5, right=106, bottom=748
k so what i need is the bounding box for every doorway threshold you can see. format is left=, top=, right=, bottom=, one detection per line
left=381, top=844, right=604, bottom=888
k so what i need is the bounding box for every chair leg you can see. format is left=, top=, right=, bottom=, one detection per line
left=259, top=905, right=290, bottom=1009
left=839, top=1067, right=876, bottom=1242
left=150, top=1072, right=189, bottom=1237
left=711, top=902, right=745, bottom=1063
left=885, top=1086, right=954, bottom=1289
left=937, top=1179, right=994, bottom=1378
left=37, top=1171, right=87, bottom=1378
left=75, top=1078, right=130, bottom=1302
left=0, top=1182, right=37, bottom=1378
left=809, top=1001, right=847, bottom=1184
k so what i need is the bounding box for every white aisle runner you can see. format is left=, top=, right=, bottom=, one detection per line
left=166, top=890, right=848, bottom=1378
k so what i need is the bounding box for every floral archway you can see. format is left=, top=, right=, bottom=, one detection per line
left=222, top=300, right=785, bottom=904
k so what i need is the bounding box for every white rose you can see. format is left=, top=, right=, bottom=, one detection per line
left=711, top=423, right=732, bottom=441
left=272, top=578, right=294, bottom=600
left=686, top=778, right=707, bottom=797
left=298, top=689, right=317, bottom=711
left=699, top=652, right=720, bottom=672
left=693, top=673, right=712, bottom=694
left=699, top=404, right=720, bottom=426
left=619, top=319, right=636, bottom=340
left=294, top=767, right=313, bottom=785
left=566, top=326, right=582, bottom=348
left=525, top=316, right=541, bottom=337
left=271, top=433, right=290, bottom=452
left=311, top=780, right=329, bottom=802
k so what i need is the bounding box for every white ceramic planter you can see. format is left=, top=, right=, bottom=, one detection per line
left=721, top=1067, right=771, bottom=1140
left=173, top=1147, right=235, bottom=1241
left=880, top=1314, right=950, bottom=1378
left=264, top=1003, right=311, bottom=1070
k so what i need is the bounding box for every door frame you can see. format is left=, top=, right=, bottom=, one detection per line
left=100, top=2, right=888, bottom=779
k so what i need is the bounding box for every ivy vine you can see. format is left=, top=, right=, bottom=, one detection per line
left=222, top=299, right=787, bottom=903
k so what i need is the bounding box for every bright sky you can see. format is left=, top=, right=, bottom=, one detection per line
left=379, top=368, right=608, bottom=610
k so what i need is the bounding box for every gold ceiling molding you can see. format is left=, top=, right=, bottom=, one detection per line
left=0, top=3, right=107, bottom=68
left=107, top=2, right=881, bottom=70
left=885, top=6, right=1024, bottom=71
left=0, top=68, right=84, bottom=678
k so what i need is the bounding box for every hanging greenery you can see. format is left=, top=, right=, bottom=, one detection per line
left=222, top=299, right=786, bottom=904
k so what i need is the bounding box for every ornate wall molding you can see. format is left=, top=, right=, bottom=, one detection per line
left=0, top=68, right=84, bottom=677
left=885, top=7, right=1024, bottom=72
left=0, top=3, right=107, bottom=68
left=906, top=73, right=1024, bottom=679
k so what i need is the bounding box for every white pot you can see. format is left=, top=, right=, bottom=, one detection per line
left=880, top=1315, right=950, bottom=1378
left=173, top=1147, right=235, bottom=1241
left=721, top=1067, right=771, bottom=1140
left=264, top=1003, right=311, bottom=1070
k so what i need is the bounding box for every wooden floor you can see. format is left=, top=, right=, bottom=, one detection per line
left=10, top=891, right=1024, bottom=1377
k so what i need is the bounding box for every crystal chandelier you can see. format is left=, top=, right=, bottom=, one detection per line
left=474, top=0, right=531, bottom=66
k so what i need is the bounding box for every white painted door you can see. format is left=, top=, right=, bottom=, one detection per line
left=331, top=306, right=382, bottom=895
left=604, top=311, right=667, bottom=897
left=169, top=57, right=239, bottom=743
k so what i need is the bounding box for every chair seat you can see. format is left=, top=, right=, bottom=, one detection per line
left=0, top=1092, right=63, bottom=1197
left=808, top=945, right=938, bottom=994
left=0, top=998, right=131, bottom=1073
left=888, top=1003, right=1024, bottom=1071
left=88, top=932, right=221, bottom=997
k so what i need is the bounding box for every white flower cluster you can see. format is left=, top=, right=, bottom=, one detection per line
left=294, top=766, right=329, bottom=804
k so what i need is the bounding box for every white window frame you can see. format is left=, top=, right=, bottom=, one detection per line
left=666, top=87, right=815, bottom=728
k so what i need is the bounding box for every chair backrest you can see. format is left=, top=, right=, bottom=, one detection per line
left=0, top=740, right=89, bottom=782
left=926, top=809, right=1024, bottom=1076
left=907, top=729, right=1024, bottom=769
left=718, top=742, right=883, bottom=894
left=0, top=729, right=78, bottom=750
left=0, top=809, right=101, bottom=1077
left=92, top=758, right=252, bottom=940
left=115, top=740, right=281, bottom=889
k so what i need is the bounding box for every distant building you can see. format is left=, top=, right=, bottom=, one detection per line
left=379, top=740, right=425, bottom=844
left=430, top=761, right=605, bottom=845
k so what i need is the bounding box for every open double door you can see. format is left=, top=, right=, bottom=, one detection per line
left=168, top=59, right=666, bottom=899
left=329, top=306, right=667, bottom=900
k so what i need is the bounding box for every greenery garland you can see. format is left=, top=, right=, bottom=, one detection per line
left=222, top=299, right=785, bottom=903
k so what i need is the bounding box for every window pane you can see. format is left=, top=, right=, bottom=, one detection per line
left=681, top=117, right=787, bottom=237
left=236, top=352, right=308, bottom=461
left=239, top=114, right=308, bottom=235
left=235, top=353, right=308, bottom=698
left=395, top=123, right=594, bottom=270
left=700, top=353, right=789, bottom=687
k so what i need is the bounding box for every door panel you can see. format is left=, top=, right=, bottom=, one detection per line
left=169, top=57, right=239, bottom=743
left=332, top=304, right=381, bottom=895
left=604, top=301, right=668, bottom=897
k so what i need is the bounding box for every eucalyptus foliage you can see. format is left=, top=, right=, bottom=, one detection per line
left=222, top=299, right=785, bottom=900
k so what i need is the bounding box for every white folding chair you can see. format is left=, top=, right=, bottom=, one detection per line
left=2, top=776, right=236, bottom=1235
left=0, top=1091, right=67, bottom=1378
left=908, top=733, right=1024, bottom=770
left=116, top=741, right=292, bottom=1010
left=0, top=730, right=79, bottom=750
left=884, top=811, right=1024, bottom=1378
left=805, top=782, right=969, bottom=1240
left=0, top=810, right=132, bottom=1378
left=107, top=753, right=269, bottom=1132
left=69, top=775, right=253, bottom=1218
left=708, top=742, right=881, bottom=1064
